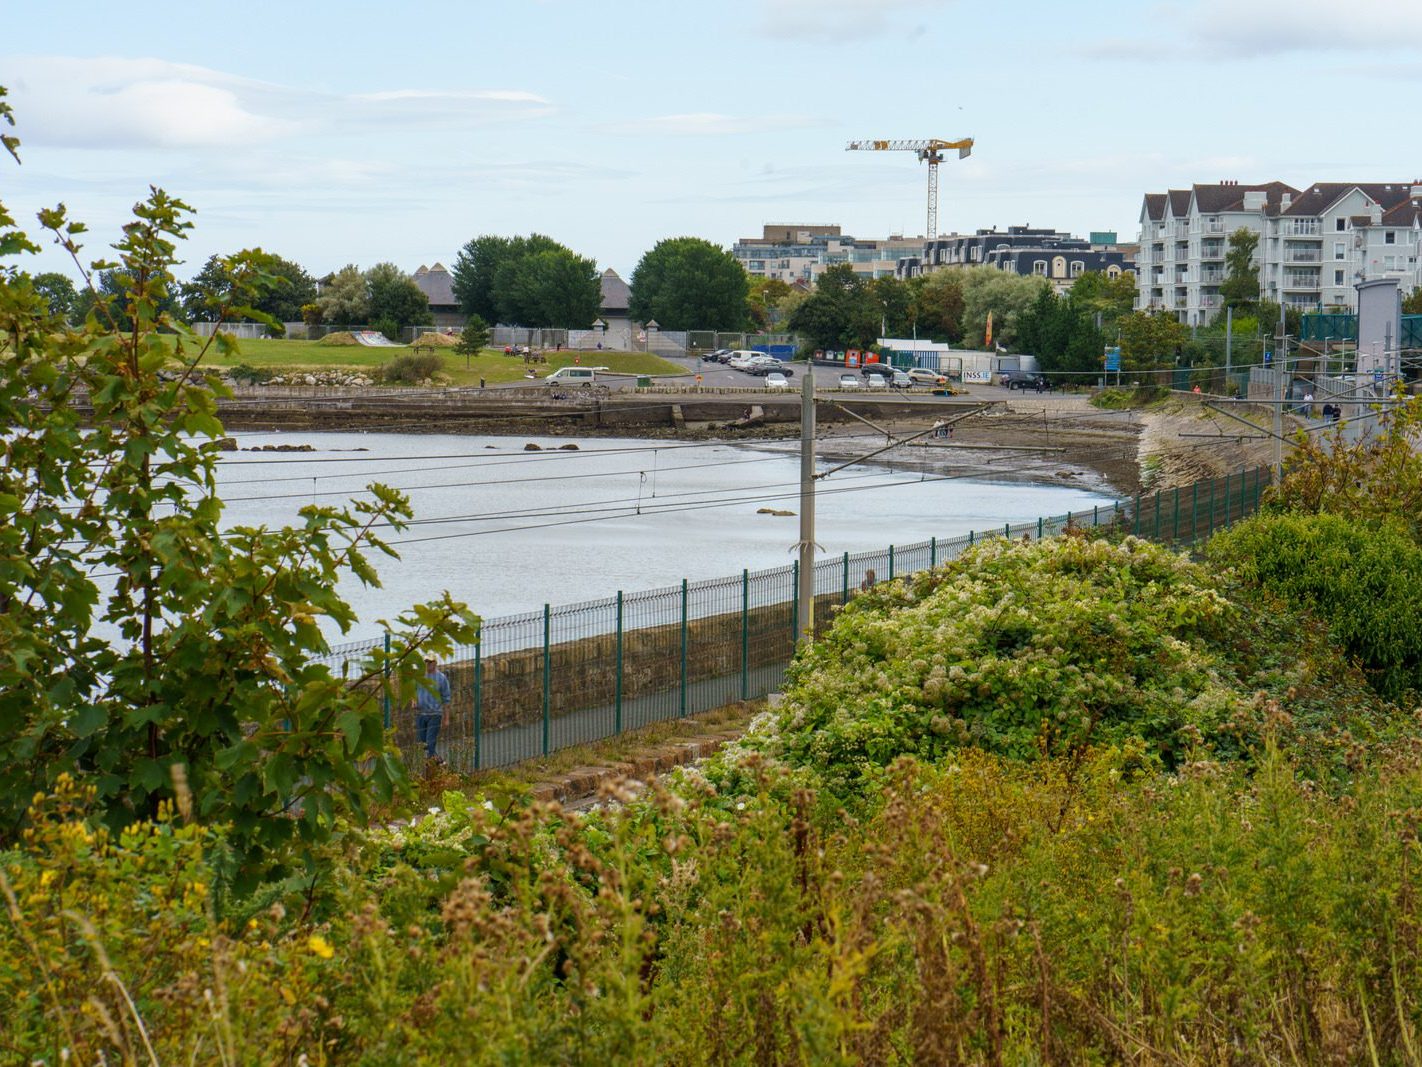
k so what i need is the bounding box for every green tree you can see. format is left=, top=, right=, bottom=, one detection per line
left=1403, top=287, right=1422, bottom=315
left=181, top=251, right=316, bottom=327
left=30, top=270, right=78, bottom=321
left=956, top=266, right=1049, bottom=348
left=366, top=261, right=433, bottom=340
left=908, top=269, right=966, bottom=341
left=786, top=264, right=879, bottom=350
left=454, top=313, right=491, bottom=367
left=747, top=276, right=792, bottom=330
left=315, top=264, right=369, bottom=325
left=0, top=112, right=476, bottom=887
left=453, top=233, right=598, bottom=327
left=1015, top=286, right=1106, bottom=377
left=1220, top=227, right=1261, bottom=312
left=1069, top=270, right=1136, bottom=327
left=629, top=237, right=750, bottom=331
left=1117, top=310, right=1189, bottom=370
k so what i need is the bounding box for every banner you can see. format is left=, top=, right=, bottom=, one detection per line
left=984, top=311, right=994, bottom=349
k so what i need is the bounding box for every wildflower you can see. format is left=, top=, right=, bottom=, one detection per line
left=307, top=934, right=335, bottom=959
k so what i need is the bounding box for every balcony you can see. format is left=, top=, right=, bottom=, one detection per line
left=1282, top=220, right=1320, bottom=236
left=1200, top=245, right=1224, bottom=261
left=1175, top=297, right=1188, bottom=309
left=1174, top=223, right=1190, bottom=238
left=1200, top=268, right=1225, bottom=283
left=1283, top=273, right=1320, bottom=290
left=1284, top=249, right=1321, bottom=263
left=1200, top=295, right=1221, bottom=308
left=1201, top=220, right=1226, bottom=234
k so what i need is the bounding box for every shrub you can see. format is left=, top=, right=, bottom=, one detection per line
left=381, top=351, right=441, bottom=383
left=227, top=362, right=272, bottom=384
left=1210, top=512, right=1422, bottom=699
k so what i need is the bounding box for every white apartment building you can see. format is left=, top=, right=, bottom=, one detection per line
left=1137, top=181, right=1422, bottom=324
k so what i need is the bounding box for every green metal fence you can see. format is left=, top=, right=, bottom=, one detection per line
left=324, top=466, right=1270, bottom=772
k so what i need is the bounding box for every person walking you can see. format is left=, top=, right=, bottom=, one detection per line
left=415, top=656, right=452, bottom=762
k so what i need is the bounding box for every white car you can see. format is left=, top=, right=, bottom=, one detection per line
left=837, top=373, right=860, bottom=389
left=863, top=373, right=887, bottom=389
left=764, top=371, right=789, bottom=389
left=906, top=368, right=947, bottom=387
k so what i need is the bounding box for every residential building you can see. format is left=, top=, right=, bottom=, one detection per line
left=1137, top=181, right=1422, bottom=324
left=902, top=226, right=1133, bottom=291
left=411, top=263, right=461, bottom=328
left=732, top=224, right=923, bottom=283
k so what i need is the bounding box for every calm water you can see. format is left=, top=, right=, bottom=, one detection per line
left=197, top=431, right=1114, bottom=637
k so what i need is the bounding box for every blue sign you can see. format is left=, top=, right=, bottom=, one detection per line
left=1263, top=350, right=1272, bottom=365
left=1104, top=346, right=1121, bottom=372
left=1374, top=367, right=1385, bottom=384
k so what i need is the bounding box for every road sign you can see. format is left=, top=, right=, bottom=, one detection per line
left=1263, top=350, right=1272, bottom=364
left=1104, top=346, right=1121, bottom=372
left=1374, top=367, right=1385, bottom=384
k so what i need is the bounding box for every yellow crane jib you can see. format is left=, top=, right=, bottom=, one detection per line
left=844, top=138, right=974, bottom=239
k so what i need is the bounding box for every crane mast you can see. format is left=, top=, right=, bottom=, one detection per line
left=845, top=137, right=973, bottom=240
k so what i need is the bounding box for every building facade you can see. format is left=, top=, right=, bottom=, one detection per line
left=1137, top=181, right=1422, bottom=324
left=906, top=226, right=1132, bottom=291
left=732, top=224, right=924, bottom=283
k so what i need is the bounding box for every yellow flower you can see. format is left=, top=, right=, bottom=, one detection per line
left=307, top=934, right=334, bottom=959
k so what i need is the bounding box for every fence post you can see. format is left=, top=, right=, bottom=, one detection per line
left=472, top=638, right=483, bottom=770
left=741, top=569, right=749, bottom=701
left=1191, top=482, right=1198, bottom=542
left=1133, top=492, right=1141, bottom=536
left=888, top=544, right=895, bottom=580
left=1037, top=516, right=1044, bottom=539
left=615, top=591, right=624, bottom=735
left=1093, top=504, right=1099, bottom=528
left=1172, top=486, right=1180, bottom=542
left=969, top=529, right=974, bottom=546
left=1209, top=475, right=1217, bottom=536
left=1153, top=489, right=1162, bottom=540
left=1224, top=471, right=1232, bottom=527
left=1004, top=522, right=1011, bottom=539
left=382, top=631, right=391, bottom=730
left=680, top=578, right=689, bottom=718
left=541, top=604, right=551, bottom=756
left=842, top=551, right=849, bottom=604
left=930, top=536, right=937, bottom=568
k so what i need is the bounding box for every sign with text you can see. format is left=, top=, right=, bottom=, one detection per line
left=1104, top=346, right=1121, bottom=372
left=962, top=370, right=992, bottom=384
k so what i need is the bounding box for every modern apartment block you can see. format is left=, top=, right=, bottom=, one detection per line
left=732, top=224, right=925, bottom=283
left=1138, top=182, right=1422, bottom=324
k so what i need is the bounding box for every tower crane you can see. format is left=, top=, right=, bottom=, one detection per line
left=844, top=138, right=973, bottom=240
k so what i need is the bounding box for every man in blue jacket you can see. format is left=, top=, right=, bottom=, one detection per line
left=416, top=656, right=452, bottom=762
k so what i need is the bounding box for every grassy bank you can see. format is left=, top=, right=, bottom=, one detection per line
left=194, top=336, right=685, bottom=386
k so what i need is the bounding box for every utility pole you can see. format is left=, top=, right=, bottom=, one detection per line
left=1224, top=305, right=1233, bottom=392
left=796, top=366, right=816, bottom=644
left=1273, top=313, right=1286, bottom=483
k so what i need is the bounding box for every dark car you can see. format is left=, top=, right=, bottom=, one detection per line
left=747, top=361, right=793, bottom=377
left=705, top=348, right=732, bottom=363
left=1000, top=370, right=1051, bottom=391
left=861, top=363, right=896, bottom=379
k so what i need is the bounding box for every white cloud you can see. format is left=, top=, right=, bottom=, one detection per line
left=758, top=0, right=951, bottom=41
left=2, top=55, right=554, bottom=151
left=1087, top=0, right=1422, bottom=60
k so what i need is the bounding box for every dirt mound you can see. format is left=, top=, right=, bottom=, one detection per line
left=411, top=332, right=459, bottom=347
left=316, top=331, right=359, bottom=346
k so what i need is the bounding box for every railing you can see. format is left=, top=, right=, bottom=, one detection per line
left=1201, top=221, right=1226, bottom=234
left=325, top=468, right=1272, bottom=773
left=1200, top=269, right=1225, bottom=284
left=1285, top=250, right=1322, bottom=263
left=1282, top=221, right=1321, bottom=236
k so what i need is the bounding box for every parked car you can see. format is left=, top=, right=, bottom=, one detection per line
left=907, top=368, right=948, bottom=387
left=763, top=371, right=789, bottom=389
left=748, top=360, right=793, bottom=377
left=738, top=355, right=779, bottom=373
left=705, top=348, right=732, bottom=363
left=863, top=373, right=888, bottom=389
left=861, top=363, right=895, bottom=379
left=888, top=370, right=913, bottom=389
left=727, top=350, right=766, bottom=370
left=999, top=370, right=1050, bottom=391
left=837, top=373, right=861, bottom=389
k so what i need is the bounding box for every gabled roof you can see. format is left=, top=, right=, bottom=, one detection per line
left=1142, top=193, right=1166, bottom=222
left=1281, top=182, right=1419, bottom=217
left=1190, top=181, right=1299, bottom=214
left=1167, top=189, right=1191, bottom=217
left=411, top=261, right=456, bottom=308
left=599, top=268, right=630, bottom=312
left=1381, top=199, right=1422, bottom=226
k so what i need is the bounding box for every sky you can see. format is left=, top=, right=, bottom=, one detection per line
left=5, top=0, right=1422, bottom=286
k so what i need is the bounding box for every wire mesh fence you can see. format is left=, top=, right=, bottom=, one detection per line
left=317, top=466, right=1270, bottom=772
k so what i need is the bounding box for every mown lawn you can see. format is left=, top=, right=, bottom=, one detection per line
left=196, top=336, right=685, bottom=386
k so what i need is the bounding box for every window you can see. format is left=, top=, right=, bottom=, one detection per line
left=1334, top=242, right=1346, bottom=260
left=1070, top=260, right=1085, bottom=277
left=1336, top=218, right=1347, bottom=231
left=1033, top=260, right=1047, bottom=275
left=1386, top=231, right=1397, bottom=244
left=1335, top=269, right=1345, bottom=286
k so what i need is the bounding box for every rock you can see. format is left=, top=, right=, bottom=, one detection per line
left=559, top=443, right=580, bottom=450
left=215, top=437, right=239, bottom=451
left=524, top=443, right=543, bottom=451
left=757, top=507, right=795, bottom=516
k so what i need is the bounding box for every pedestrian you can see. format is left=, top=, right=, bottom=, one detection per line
left=932, top=418, right=947, bottom=439
left=415, top=656, right=452, bottom=762
left=479, top=377, right=486, bottom=390
left=861, top=568, right=876, bottom=592
left=1034, top=376, right=1045, bottom=393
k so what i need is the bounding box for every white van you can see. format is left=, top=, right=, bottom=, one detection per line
left=542, top=366, right=607, bottom=385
